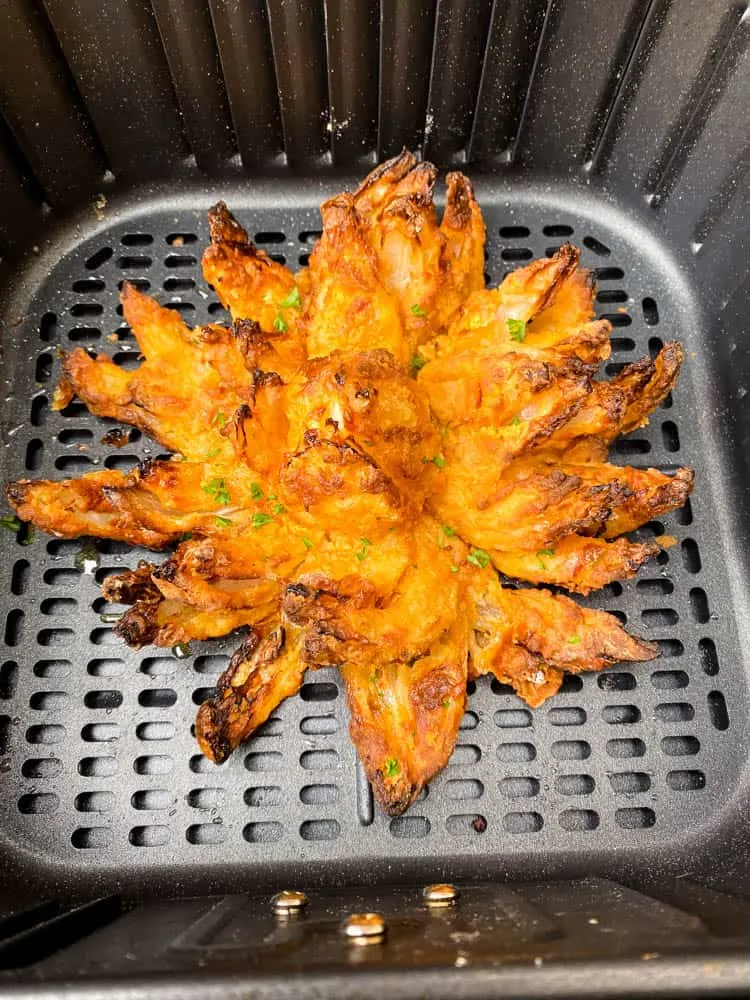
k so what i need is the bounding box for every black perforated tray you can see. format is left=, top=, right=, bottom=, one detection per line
left=0, top=179, right=746, bottom=905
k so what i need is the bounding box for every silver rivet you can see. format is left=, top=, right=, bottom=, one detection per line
left=341, top=912, right=386, bottom=944
left=423, top=883, right=459, bottom=907
left=271, top=890, right=308, bottom=916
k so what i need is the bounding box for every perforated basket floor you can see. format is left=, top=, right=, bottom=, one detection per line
left=0, top=180, right=746, bottom=902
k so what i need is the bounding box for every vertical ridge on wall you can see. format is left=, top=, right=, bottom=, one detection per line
left=509, top=0, right=648, bottom=172
left=423, top=0, right=493, bottom=164
left=0, top=0, right=104, bottom=207
left=597, top=0, right=742, bottom=195
left=659, top=18, right=750, bottom=252
left=467, top=0, right=548, bottom=164
left=0, top=129, right=42, bottom=254
left=505, top=0, right=555, bottom=166
left=207, top=0, right=282, bottom=166
left=265, top=0, right=329, bottom=166
left=151, top=0, right=236, bottom=171
left=378, top=0, right=438, bottom=158
left=40, top=0, right=188, bottom=179
left=323, top=0, right=379, bottom=167
left=580, top=0, right=664, bottom=175
left=644, top=6, right=749, bottom=205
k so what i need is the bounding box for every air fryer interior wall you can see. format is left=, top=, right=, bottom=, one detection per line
left=0, top=0, right=749, bottom=992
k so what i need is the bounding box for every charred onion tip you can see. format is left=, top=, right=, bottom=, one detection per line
left=5, top=481, right=29, bottom=505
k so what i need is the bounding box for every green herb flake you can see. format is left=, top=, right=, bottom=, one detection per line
left=202, top=477, right=231, bottom=506
left=355, top=537, right=373, bottom=562
left=179, top=532, right=193, bottom=542
left=450, top=564, right=459, bottom=573
left=20, top=527, right=35, bottom=546
left=273, top=313, right=288, bottom=333
left=369, top=669, right=385, bottom=701
left=507, top=318, right=527, bottom=342
left=567, top=635, right=581, bottom=645
left=536, top=547, right=556, bottom=569
left=384, top=757, right=400, bottom=777
left=0, top=515, right=21, bottom=533
left=205, top=446, right=221, bottom=459
left=410, top=303, right=427, bottom=317
left=250, top=483, right=264, bottom=501
left=510, top=416, right=523, bottom=427
left=215, top=515, right=233, bottom=528
left=272, top=502, right=286, bottom=515
left=212, top=411, right=227, bottom=427
left=302, top=536, right=313, bottom=550
left=442, top=698, right=452, bottom=709
left=251, top=512, right=274, bottom=529
left=431, top=455, right=446, bottom=469
left=441, top=524, right=457, bottom=538
left=467, top=548, right=491, bottom=569
left=410, top=354, right=427, bottom=372
left=279, top=285, right=302, bottom=310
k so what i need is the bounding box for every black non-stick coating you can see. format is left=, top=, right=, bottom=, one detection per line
left=0, top=178, right=745, bottom=906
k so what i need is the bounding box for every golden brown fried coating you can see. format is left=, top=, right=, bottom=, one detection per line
left=542, top=343, right=685, bottom=456
left=6, top=156, right=695, bottom=816
left=469, top=575, right=658, bottom=704
left=6, top=469, right=176, bottom=549
left=54, top=283, right=258, bottom=461
left=102, top=560, right=280, bottom=649
left=493, top=536, right=661, bottom=595
left=203, top=202, right=296, bottom=324
left=343, top=611, right=469, bottom=815
left=302, top=194, right=410, bottom=362
left=196, top=626, right=306, bottom=764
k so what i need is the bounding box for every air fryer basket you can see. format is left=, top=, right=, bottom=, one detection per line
left=0, top=0, right=749, bottom=995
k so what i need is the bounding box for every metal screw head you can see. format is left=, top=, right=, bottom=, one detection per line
left=341, top=912, right=386, bottom=943
left=423, top=883, right=459, bottom=907
left=271, top=890, right=308, bottom=916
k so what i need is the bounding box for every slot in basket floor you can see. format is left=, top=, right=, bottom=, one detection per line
left=0, top=180, right=746, bottom=904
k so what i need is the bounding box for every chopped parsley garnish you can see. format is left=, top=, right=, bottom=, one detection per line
left=205, top=447, right=221, bottom=459
left=441, top=524, right=456, bottom=538
left=0, top=515, right=21, bottom=533
left=369, top=669, right=385, bottom=701
left=410, top=303, right=427, bottom=317
left=355, top=537, right=372, bottom=562
left=450, top=564, right=459, bottom=573
left=250, top=483, right=264, bottom=501
left=215, top=515, right=233, bottom=527
left=202, top=477, right=231, bottom=505
left=467, top=548, right=491, bottom=569
left=179, top=532, right=193, bottom=542
left=567, top=635, right=581, bottom=645
left=442, top=698, right=452, bottom=709
left=507, top=318, right=526, bottom=342
left=510, top=416, right=523, bottom=426
left=272, top=502, right=286, bottom=515
left=20, top=527, right=34, bottom=546
left=251, top=512, right=274, bottom=529
left=302, top=536, right=313, bottom=550
left=536, top=547, right=556, bottom=569
left=212, top=411, right=227, bottom=427
left=273, top=313, right=288, bottom=333
left=411, top=354, right=427, bottom=372
left=384, top=757, right=400, bottom=777
left=279, top=286, right=302, bottom=310
left=431, top=455, right=446, bottom=469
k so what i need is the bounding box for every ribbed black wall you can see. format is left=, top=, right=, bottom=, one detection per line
left=0, top=0, right=746, bottom=292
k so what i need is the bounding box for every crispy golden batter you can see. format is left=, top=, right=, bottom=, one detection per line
left=196, top=626, right=306, bottom=764
left=6, top=154, right=694, bottom=816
